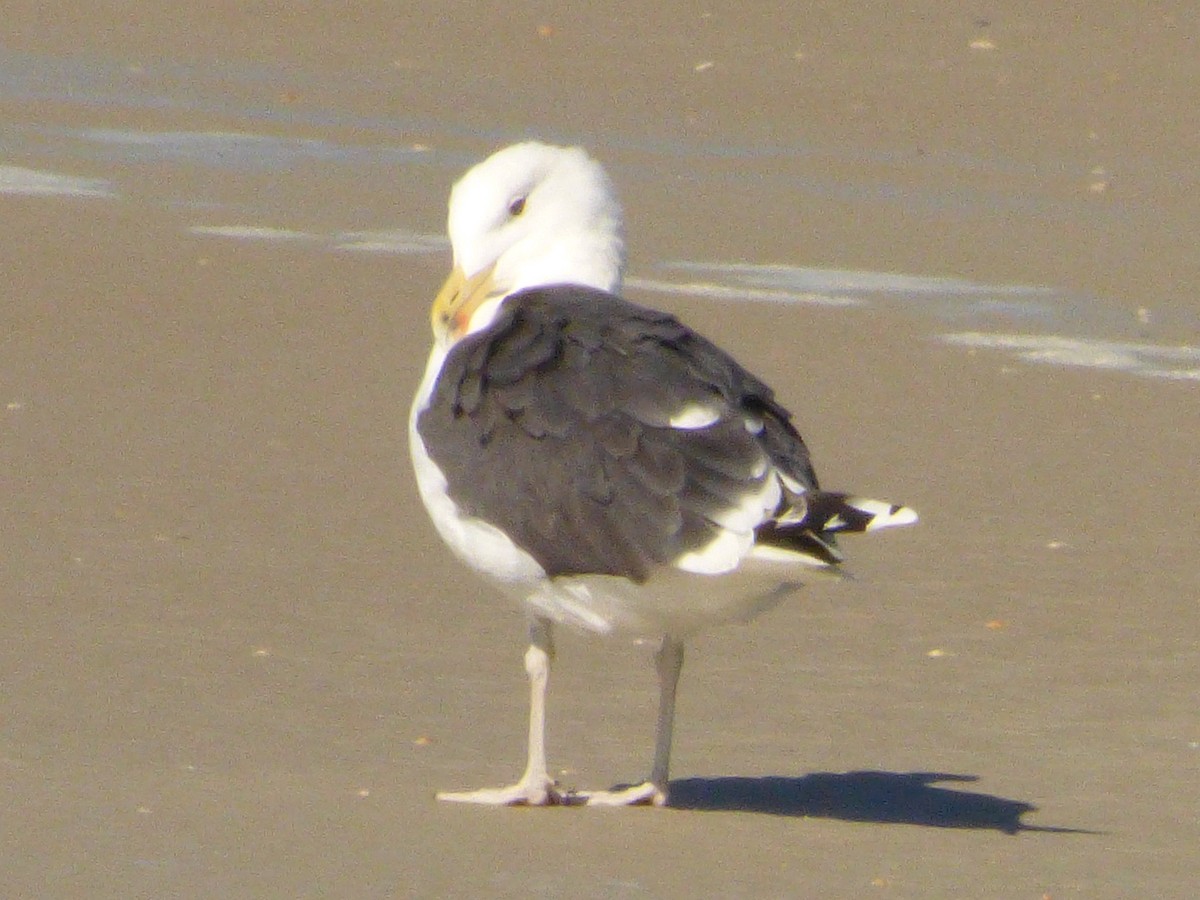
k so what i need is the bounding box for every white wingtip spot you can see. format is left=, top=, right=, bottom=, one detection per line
left=853, top=499, right=919, bottom=530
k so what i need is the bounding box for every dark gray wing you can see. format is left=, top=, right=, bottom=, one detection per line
left=416, top=284, right=819, bottom=582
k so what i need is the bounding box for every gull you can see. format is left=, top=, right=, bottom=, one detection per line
left=409, top=142, right=916, bottom=806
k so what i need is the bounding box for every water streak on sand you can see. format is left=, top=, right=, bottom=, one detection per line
left=78, top=129, right=432, bottom=170
left=645, top=262, right=1061, bottom=323
left=942, top=332, right=1200, bottom=382
left=625, top=276, right=863, bottom=309
left=3, top=50, right=1194, bottom=387
left=0, top=165, right=114, bottom=198
left=190, top=225, right=317, bottom=242
left=189, top=224, right=447, bottom=255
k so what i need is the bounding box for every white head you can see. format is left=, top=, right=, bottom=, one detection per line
left=430, top=142, right=626, bottom=346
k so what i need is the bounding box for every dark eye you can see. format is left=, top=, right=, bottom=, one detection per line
left=508, top=196, right=527, bottom=217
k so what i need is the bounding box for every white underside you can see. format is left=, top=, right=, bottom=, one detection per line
left=409, top=343, right=833, bottom=638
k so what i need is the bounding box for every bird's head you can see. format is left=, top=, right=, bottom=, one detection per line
left=431, top=142, right=625, bottom=346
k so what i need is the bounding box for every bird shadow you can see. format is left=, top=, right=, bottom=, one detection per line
left=665, top=771, right=1098, bottom=834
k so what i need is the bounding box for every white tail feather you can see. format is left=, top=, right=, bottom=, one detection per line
left=848, top=498, right=919, bottom=531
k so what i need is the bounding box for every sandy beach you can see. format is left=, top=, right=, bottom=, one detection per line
left=2, top=3, right=1198, bottom=896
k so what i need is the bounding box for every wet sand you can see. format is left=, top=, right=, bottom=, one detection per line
left=3, top=4, right=1198, bottom=897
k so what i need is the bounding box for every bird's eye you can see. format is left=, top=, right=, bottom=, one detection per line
left=508, top=196, right=527, bottom=217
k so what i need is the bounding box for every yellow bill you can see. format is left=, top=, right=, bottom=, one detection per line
left=431, top=264, right=499, bottom=344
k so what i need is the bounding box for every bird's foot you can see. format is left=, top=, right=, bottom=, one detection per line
left=578, top=781, right=667, bottom=807
left=437, top=775, right=580, bottom=806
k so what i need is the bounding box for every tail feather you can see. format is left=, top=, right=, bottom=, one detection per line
left=752, top=491, right=918, bottom=568
left=802, top=492, right=919, bottom=533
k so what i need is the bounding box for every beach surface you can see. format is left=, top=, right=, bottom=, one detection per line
left=2, top=4, right=1198, bottom=897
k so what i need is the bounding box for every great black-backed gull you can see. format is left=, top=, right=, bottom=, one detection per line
left=409, top=142, right=917, bottom=806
